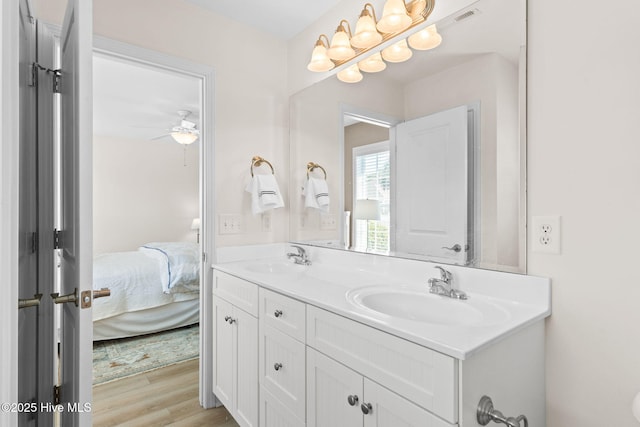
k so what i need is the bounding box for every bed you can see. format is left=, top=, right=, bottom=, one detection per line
left=92, top=242, right=200, bottom=341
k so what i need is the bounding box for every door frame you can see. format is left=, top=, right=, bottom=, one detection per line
left=1, top=1, right=21, bottom=424
left=90, top=35, right=218, bottom=408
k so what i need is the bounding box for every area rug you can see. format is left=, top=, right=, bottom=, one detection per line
left=93, top=324, right=199, bottom=385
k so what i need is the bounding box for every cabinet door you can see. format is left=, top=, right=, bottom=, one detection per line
left=213, top=296, right=235, bottom=409
left=307, top=348, right=362, bottom=427
left=260, top=324, right=306, bottom=420
left=362, top=379, right=454, bottom=427
left=261, top=386, right=305, bottom=427
left=235, top=306, right=259, bottom=427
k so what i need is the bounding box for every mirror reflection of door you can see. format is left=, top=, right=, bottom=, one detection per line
left=344, top=105, right=475, bottom=264
left=394, top=105, right=470, bottom=263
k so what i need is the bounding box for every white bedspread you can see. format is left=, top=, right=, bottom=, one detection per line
left=92, top=250, right=198, bottom=321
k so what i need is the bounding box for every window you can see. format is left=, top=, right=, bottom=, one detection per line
left=353, top=141, right=390, bottom=252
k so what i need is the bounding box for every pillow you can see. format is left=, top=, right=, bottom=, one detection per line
left=139, top=242, right=199, bottom=293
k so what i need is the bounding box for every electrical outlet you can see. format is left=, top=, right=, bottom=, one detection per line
left=532, top=215, right=561, bottom=254
left=219, top=214, right=243, bottom=235
left=320, top=213, right=337, bottom=230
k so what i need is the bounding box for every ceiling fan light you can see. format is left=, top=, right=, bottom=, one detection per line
left=171, top=131, right=198, bottom=145
left=307, top=42, right=335, bottom=72
left=337, top=64, right=363, bottom=83
left=376, top=0, right=412, bottom=34
left=408, top=24, right=442, bottom=50
left=381, top=39, right=413, bottom=63
left=351, top=9, right=382, bottom=49
left=327, top=27, right=355, bottom=61
left=358, top=52, right=386, bottom=73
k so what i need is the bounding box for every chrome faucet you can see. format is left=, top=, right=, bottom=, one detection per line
left=428, top=266, right=467, bottom=300
left=287, top=245, right=311, bottom=266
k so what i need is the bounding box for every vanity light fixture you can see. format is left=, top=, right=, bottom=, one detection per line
left=306, top=0, right=438, bottom=83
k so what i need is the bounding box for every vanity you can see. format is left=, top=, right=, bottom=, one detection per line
left=211, top=244, right=550, bottom=427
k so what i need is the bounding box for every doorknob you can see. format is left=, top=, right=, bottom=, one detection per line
left=51, top=288, right=78, bottom=306
left=79, top=288, right=111, bottom=308
left=442, top=244, right=462, bottom=252
left=18, top=293, right=42, bottom=309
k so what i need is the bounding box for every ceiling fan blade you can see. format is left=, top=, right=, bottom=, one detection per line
left=150, top=133, right=171, bottom=140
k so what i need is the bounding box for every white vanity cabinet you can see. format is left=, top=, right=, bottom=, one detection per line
left=307, top=348, right=453, bottom=427
left=259, top=288, right=307, bottom=427
left=212, top=271, right=259, bottom=427
left=306, top=306, right=457, bottom=427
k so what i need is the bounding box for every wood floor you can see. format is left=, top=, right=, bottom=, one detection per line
left=93, top=359, right=240, bottom=427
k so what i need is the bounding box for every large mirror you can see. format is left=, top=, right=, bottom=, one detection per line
left=290, top=0, right=526, bottom=273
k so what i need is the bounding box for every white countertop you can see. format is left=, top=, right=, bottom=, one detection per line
left=212, top=245, right=551, bottom=360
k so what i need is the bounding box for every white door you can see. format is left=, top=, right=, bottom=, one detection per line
left=394, top=106, right=468, bottom=263
left=58, top=0, right=93, bottom=425
left=307, top=348, right=362, bottom=427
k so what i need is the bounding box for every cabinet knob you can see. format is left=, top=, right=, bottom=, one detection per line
left=224, top=316, right=235, bottom=324
left=347, top=395, right=359, bottom=406
left=274, top=362, right=283, bottom=371
left=361, top=402, right=373, bottom=415
left=274, top=309, right=283, bottom=318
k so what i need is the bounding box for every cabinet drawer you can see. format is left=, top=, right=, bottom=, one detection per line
left=260, top=288, right=306, bottom=342
left=213, top=270, right=258, bottom=316
left=260, top=324, right=306, bottom=420
left=260, top=386, right=305, bottom=427
left=306, top=306, right=458, bottom=423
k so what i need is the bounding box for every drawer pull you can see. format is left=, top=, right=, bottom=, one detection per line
left=224, top=316, right=236, bottom=324
left=274, top=362, right=283, bottom=371
left=274, top=309, right=283, bottom=318
left=347, top=395, right=359, bottom=406
left=361, top=402, right=373, bottom=415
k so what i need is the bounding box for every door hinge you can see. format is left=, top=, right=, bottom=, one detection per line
left=30, top=232, right=38, bottom=254
left=31, top=62, right=61, bottom=93
left=53, top=385, right=61, bottom=405
left=54, top=229, right=61, bottom=249
left=53, top=72, right=61, bottom=93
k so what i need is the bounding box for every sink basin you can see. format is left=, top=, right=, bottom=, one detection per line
left=347, top=286, right=510, bottom=327
left=244, top=261, right=306, bottom=275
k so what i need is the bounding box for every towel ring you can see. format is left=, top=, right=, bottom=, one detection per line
left=307, top=162, right=327, bottom=179
left=251, top=156, right=275, bottom=177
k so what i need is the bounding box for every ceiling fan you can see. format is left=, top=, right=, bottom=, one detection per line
left=152, top=110, right=200, bottom=145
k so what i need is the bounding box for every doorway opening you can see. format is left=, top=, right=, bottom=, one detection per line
left=91, top=52, right=202, bottom=391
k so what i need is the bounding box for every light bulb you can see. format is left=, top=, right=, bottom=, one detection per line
left=381, top=39, right=413, bottom=63
left=327, top=25, right=355, bottom=61
left=376, top=0, right=412, bottom=34
left=307, top=41, right=335, bottom=72
left=408, top=24, right=442, bottom=50
left=351, top=8, right=382, bottom=49
left=358, top=52, right=386, bottom=73
left=337, top=64, right=363, bottom=83
left=171, top=132, right=198, bottom=145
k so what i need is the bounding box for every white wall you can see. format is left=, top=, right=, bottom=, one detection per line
left=93, top=134, right=199, bottom=254
left=528, top=0, right=640, bottom=425
left=35, top=0, right=290, bottom=249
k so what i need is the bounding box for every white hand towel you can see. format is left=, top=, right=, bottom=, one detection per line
left=245, top=174, right=284, bottom=215
left=302, top=177, right=330, bottom=212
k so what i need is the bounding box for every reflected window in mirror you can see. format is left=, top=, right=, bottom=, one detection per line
left=353, top=141, right=390, bottom=253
